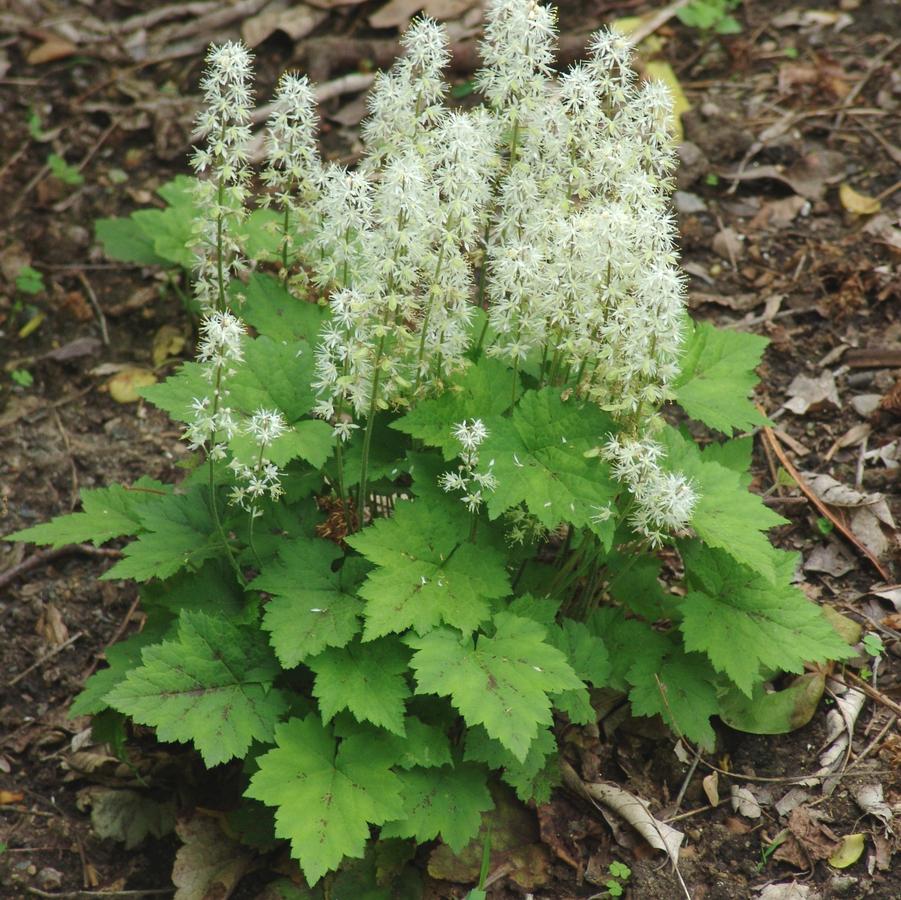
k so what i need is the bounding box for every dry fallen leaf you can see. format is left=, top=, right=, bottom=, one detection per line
left=36, top=603, right=69, bottom=647
left=839, top=183, right=881, bottom=216
left=370, top=0, right=475, bottom=28
left=757, top=884, right=821, bottom=900
left=802, top=471, right=896, bottom=561
left=851, top=783, right=893, bottom=829
left=803, top=542, right=855, bottom=577
left=27, top=36, right=78, bottom=65
left=107, top=367, right=157, bottom=403
left=173, top=815, right=252, bottom=900
left=731, top=785, right=762, bottom=818
left=151, top=324, right=186, bottom=367
left=784, top=371, right=841, bottom=415
left=702, top=772, right=719, bottom=806
left=712, top=226, right=745, bottom=263
left=0, top=789, right=25, bottom=804
left=242, top=1, right=326, bottom=46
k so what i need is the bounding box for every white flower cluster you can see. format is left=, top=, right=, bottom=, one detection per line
left=603, top=436, right=698, bottom=547
left=190, top=41, right=254, bottom=312
left=228, top=408, right=288, bottom=516
left=183, top=310, right=246, bottom=457
left=262, top=73, right=320, bottom=283
left=440, top=420, right=497, bottom=512
left=184, top=0, right=698, bottom=540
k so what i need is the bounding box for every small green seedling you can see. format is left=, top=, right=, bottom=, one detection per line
left=15, top=266, right=44, bottom=295
left=47, top=152, right=84, bottom=186
left=678, top=0, right=743, bottom=35
left=603, top=860, right=632, bottom=897
left=10, top=369, right=34, bottom=388
left=862, top=633, right=885, bottom=658
left=756, top=829, right=789, bottom=872
left=816, top=516, right=834, bottom=536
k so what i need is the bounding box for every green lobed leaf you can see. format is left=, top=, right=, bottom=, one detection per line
left=309, top=637, right=411, bottom=736
left=391, top=357, right=514, bottom=460
left=347, top=499, right=510, bottom=639
left=246, top=715, right=404, bottom=885
left=238, top=273, right=327, bottom=345
left=625, top=629, right=720, bottom=751
left=100, top=489, right=219, bottom=582
left=546, top=618, right=611, bottom=724
left=381, top=762, right=493, bottom=852
left=106, top=610, right=287, bottom=766
left=6, top=479, right=168, bottom=549
left=95, top=217, right=167, bottom=266
left=71, top=618, right=172, bottom=717
left=660, top=426, right=787, bottom=581
left=674, top=320, right=770, bottom=435
left=333, top=715, right=453, bottom=770
left=255, top=541, right=366, bottom=667
left=480, top=388, right=618, bottom=536
left=409, top=612, right=584, bottom=762
left=464, top=725, right=559, bottom=805
left=679, top=541, right=853, bottom=696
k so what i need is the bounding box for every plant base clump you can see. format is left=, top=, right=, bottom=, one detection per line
left=10, top=0, right=852, bottom=887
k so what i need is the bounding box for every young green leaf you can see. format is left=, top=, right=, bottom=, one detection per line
left=246, top=716, right=404, bottom=885
left=106, top=610, right=287, bottom=766
left=660, top=426, right=787, bottom=581
left=309, top=637, right=411, bottom=735
left=255, top=541, right=366, bottom=667
left=347, top=499, right=510, bottom=639
left=679, top=542, right=853, bottom=696
left=381, top=762, right=493, bottom=852
left=675, top=319, right=770, bottom=435
left=480, top=388, right=618, bottom=534
left=6, top=480, right=167, bottom=549
left=409, top=612, right=584, bottom=762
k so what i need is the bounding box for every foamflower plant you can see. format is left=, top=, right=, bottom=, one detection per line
left=10, top=1, right=852, bottom=888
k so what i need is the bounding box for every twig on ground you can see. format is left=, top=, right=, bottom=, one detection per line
left=0, top=544, right=122, bottom=592
left=759, top=420, right=892, bottom=581
left=76, top=271, right=110, bottom=346
left=831, top=38, right=901, bottom=134
left=844, top=671, right=901, bottom=719
left=626, top=0, right=693, bottom=47
left=7, top=633, right=84, bottom=687
left=25, top=889, right=173, bottom=898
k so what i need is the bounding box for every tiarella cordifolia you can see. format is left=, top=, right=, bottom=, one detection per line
left=190, top=41, right=254, bottom=313
left=262, top=73, right=321, bottom=286
left=440, top=420, right=497, bottom=513
left=183, top=310, right=246, bottom=460
left=187, top=0, right=697, bottom=543
left=229, top=408, right=288, bottom=516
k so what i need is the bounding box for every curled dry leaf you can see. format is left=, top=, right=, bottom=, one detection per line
left=702, top=771, right=719, bottom=806
left=757, top=884, right=821, bottom=900
left=851, top=783, right=894, bottom=830
left=77, top=787, right=176, bottom=850
left=731, top=785, right=762, bottom=818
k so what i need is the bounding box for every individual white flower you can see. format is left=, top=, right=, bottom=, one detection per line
left=441, top=420, right=495, bottom=512
left=246, top=408, right=287, bottom=448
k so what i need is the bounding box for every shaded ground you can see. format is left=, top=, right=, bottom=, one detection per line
left=1, top=1, right=900, bottom=897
